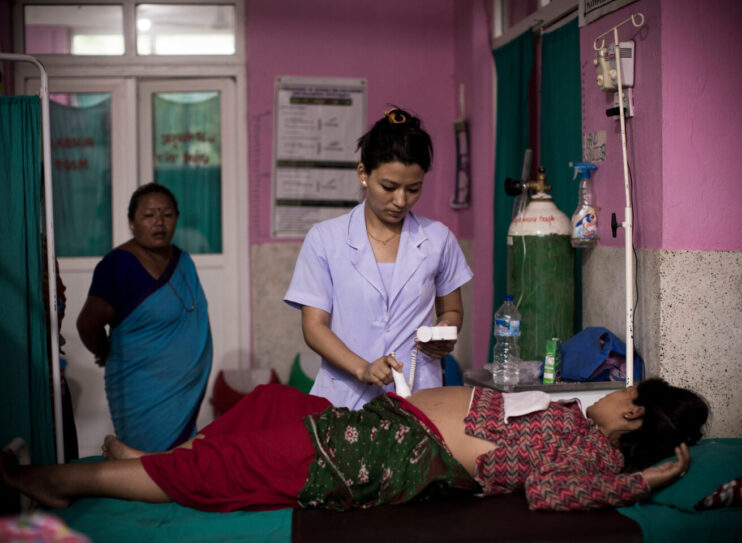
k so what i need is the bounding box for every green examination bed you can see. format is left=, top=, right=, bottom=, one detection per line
left=38, top=439, right=742, bottom=542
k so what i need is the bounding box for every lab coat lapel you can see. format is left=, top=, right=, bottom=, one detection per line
left=389, top=212, right=427, bottom=307
left=348, top=203, right=386, bottom=299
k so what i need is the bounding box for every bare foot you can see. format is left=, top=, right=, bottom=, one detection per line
left=102, top=435, right=147, bottom=460
left=0, top=449, right=70, bottom=509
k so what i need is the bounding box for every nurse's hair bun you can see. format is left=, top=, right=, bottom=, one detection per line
left=384, top=107, right=421, bottom=129
left=385, top=108, right=407, bottom=125
left=357, top=106, right=431, bottom=172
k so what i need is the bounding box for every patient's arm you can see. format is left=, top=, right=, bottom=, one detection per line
left=640, top=443, right=690, bottom=491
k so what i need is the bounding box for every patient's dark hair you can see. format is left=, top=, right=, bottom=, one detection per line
left=357, top=107, right=433, bottom=173
left=619, top=378, right=709, bottom=472
left=128, top=182, right=180, bottom=221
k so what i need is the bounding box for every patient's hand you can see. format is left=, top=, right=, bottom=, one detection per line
left=641, top=443, right=690, bottom=491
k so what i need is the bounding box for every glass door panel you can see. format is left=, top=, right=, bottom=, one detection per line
left=49, top=92, right=113, bottom=257
left=151, top=91, right=222, bottom=254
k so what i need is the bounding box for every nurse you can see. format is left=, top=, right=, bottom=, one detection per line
left=284, top=108, right=472, bottom=409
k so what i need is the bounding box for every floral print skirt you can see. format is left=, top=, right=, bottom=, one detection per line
left=298, top=394, right=478, bottom=510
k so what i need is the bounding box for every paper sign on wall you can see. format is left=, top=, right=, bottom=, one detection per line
left=273, top=76, right=366, bottom=237
left=579, top=0, right=638, bottom=27
left=583, top=130, right=606, bottom=163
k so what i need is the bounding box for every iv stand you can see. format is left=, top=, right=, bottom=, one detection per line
left=593, top=13, right=644, bottom=387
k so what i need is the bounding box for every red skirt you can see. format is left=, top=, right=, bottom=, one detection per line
left=141, top=384, right=332, bottom=512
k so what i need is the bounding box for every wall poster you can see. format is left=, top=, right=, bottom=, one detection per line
left=579, top=0, right=638, bottom=27
left=273, top=76, right=367, bottom=237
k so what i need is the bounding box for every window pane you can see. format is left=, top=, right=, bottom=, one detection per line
left=50, top=93, right=113, bottom=256
left=136, top=4, right=235, bottom=56
left=25, top=5, right=124, bottom=55
left=152, top=92, right=222, bottom=254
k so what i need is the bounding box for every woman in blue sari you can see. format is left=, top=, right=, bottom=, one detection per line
left=77, top=183, right=212, bottom=452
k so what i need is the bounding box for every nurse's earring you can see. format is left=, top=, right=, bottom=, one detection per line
left=362, top=178, right=367, bottom=188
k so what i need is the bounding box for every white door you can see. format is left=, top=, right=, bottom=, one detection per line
left=137, top=78, right=240, bottom=434
left=27, top=76, right=240, bottom=456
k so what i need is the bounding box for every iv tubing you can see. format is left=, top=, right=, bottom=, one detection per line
left=0, top=53, right=64, bottom=462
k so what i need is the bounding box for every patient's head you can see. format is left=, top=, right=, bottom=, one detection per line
left=618, top=378, right=709, bottom=471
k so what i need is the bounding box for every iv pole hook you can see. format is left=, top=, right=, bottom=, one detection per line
left=593, top=12, right=644, bottom=51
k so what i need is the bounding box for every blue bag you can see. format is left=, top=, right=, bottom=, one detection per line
left=561, top=327, right=644, bottom=382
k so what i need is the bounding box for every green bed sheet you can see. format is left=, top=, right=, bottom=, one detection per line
left=56, top=498, right=291, bottom=543
left=618, top=438, right=742, bottom=543
left=52, top=456, right=291, bottom=542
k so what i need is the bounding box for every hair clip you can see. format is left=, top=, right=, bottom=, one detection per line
left=384, top=109, right=407, bottom=125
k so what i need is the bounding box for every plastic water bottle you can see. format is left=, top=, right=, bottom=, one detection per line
left=491, top=295, right=521, bottom=390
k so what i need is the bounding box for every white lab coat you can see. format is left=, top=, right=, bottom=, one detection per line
left=284, top=202, right=472, bottom=409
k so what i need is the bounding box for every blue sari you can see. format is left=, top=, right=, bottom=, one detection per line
left=103, top=248, right=212, bottom=451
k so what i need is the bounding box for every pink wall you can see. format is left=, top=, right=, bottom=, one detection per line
left=580, top=0, right=664, bottom=249
left=246, top=0, right=462, bottom=244
left=581, top=0, right=742, bottom=251
left=454, top=1, right=495, bottom=369
left=661, top=0, right=742, bottom=250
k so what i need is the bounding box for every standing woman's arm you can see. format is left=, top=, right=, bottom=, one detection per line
left=77, top=296, right=116, bottom=366
left=301, top=306, right=402, bottom=387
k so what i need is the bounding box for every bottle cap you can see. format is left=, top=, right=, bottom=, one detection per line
left=504, top=295, right=514, bottom=301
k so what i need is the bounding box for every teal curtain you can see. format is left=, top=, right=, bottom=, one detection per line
left=540, top=18, right=583, bottom=333
left=0, top=96, right=54, bottom=464
left=153, top=93, right=222, bottom=254
left=489, top=31, right=534, bottom=364
left=50, top=97, right=113, bottom=257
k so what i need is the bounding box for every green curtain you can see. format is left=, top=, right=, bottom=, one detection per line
left=489, top=31, right=534, bottom=364
left=153, top=93, right=222, bottom=254
left=540, top=18, right=583, bottom=333
left=50, top=97, right=113, bottom=257
left=0, top=96, right=54, bottom=465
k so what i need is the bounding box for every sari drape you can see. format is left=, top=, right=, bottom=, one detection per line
left=106, top=250, right=212, bottom=451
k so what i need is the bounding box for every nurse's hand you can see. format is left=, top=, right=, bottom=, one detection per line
left=415, top=321, right=457, bottom=360
left=360, top=354, right=403, bottom=387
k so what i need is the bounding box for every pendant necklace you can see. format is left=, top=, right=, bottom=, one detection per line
left=367, top=230, right=399, bottom=246
left=168, top=264, right=195, bottom=312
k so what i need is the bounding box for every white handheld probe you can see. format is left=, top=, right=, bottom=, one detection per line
left=389, top=352, right=412, bottom=398
left=390, top=326, right=458, bottom=398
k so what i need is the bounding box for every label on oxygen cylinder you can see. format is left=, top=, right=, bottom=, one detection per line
left=495, top=318, right=521, bottom=337
left=572, top=206, right=598, bottom=240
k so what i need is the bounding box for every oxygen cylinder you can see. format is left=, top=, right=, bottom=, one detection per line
left=506, top=167, right=574, bottom=362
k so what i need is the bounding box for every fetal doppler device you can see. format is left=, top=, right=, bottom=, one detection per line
left=391, top=326, right=458, bottom=398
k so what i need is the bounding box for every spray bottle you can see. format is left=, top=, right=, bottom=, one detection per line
left=569, top=161, right=599, bottom=248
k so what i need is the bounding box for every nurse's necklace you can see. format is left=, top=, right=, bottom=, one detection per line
left=367, top=230, right=399, bottom=245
